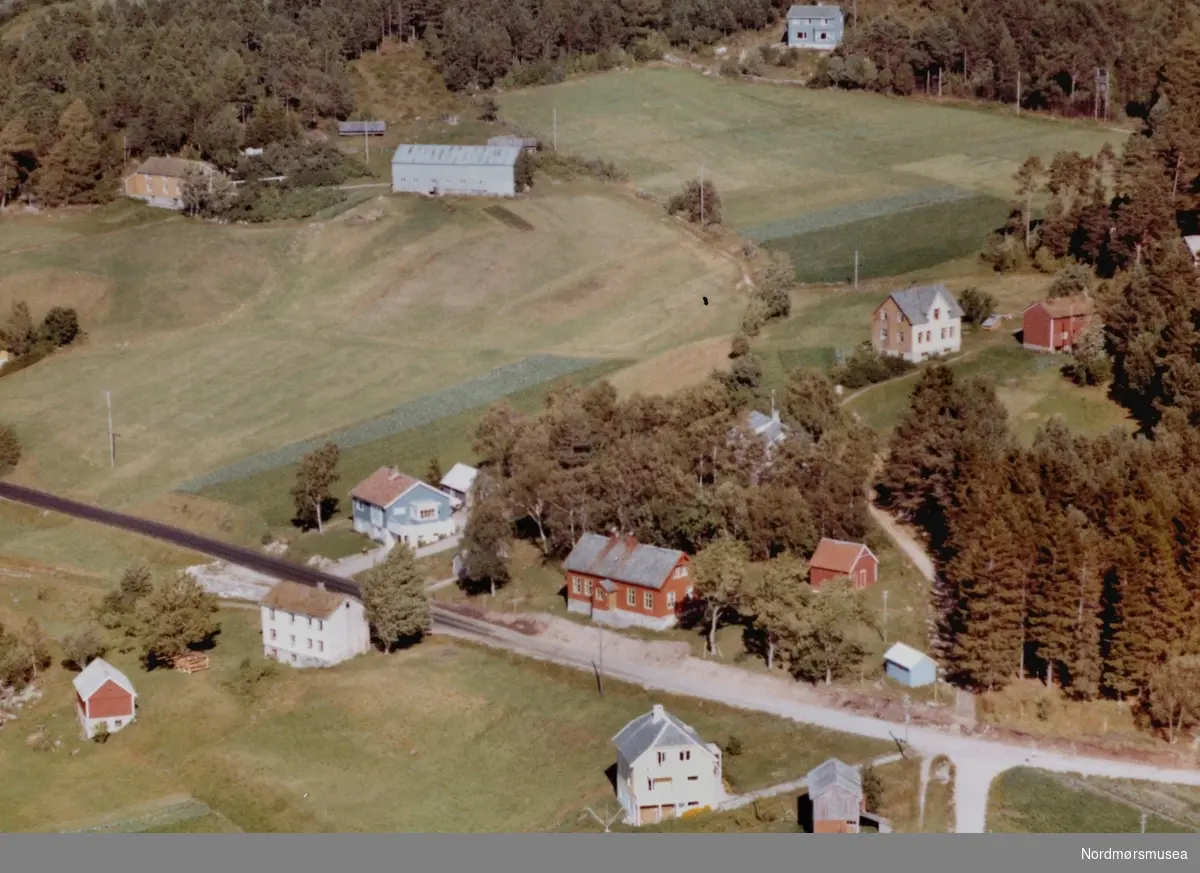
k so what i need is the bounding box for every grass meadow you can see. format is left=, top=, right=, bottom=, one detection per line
left=987, top=769, right=1199, bottom=834
left=498, top=67, right=1120, bottom=281
left=0, top=183, right=740, bottom=521
left=0, top=564, right=890, bottom=833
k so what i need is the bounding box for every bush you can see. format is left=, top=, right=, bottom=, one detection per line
left=666, top=178, right=722, bottom=226
left=724, top=735, right=744, bottom=757
left=60, top=625, right=107, bottom=671
left=861, top=763, right=883, bottom=811
left=719, top=58, right=742, bottom=77
left=221, top=183, right=346, bottom=223
left=958, top=287, right=997, bottom=325
left=758, top=45, right=779, bottom=66
left=630, top=37, right=665, bottom=62
left=980, top=233, right=1024, bottom=273
left=534, top=152, right=627, bottom=182
left=831, top=342, right=915, bottom=389
left=741, top=297, right=769, bottom=337
left=741, top=57, right=764, bottom=77
left=0, top=423, right=20, bottom=476
left=226, top=656, right=280, bottom=698
left=730, top=333, right=751, bottom=359
left=38, top=307, right=80, bottom=347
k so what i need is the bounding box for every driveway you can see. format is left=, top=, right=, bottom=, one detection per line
left=330, top=510, right=467, bottom=577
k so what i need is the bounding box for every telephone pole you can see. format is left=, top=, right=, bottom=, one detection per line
left=854, top=250, right=859, bottom=289
left=882, top=588, right=888, bottom=643
left=553, top=108, right=558, bottom=152
left=105, top=391, right=116, bottom=468
left=700, top=163, right=705, bottom=227
left=1016, top=71, right=1021, bottom=113
left=364, top=124, right=370, bottom=162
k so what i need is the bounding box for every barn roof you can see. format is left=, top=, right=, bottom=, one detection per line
left=73, top=657, right=136, bottom=700
left=339, top=121, right=386, bottom=134
left=612, top=704, right=715, bottom=764
left=884, top=641, right=932, bottom=671
left=787, top=4, right=843, bottom=18
left=131, top=156, right=212, bottom=178
left=883, top=284, right=962, bottom=327
left=262, top=580, right=346, bottom=619
left=810, top=538, right=874, bottom=574
left=807, top=757, right=861, bottom=798
left=1028, top=295, right=1094, bottom=319
left=391, top=144, right=521, bottom=167
left=351, top=467, right=420, bottom=509
left=440, top=462, right=478, bottom=494
left=563, top=533, right=685, bottom=590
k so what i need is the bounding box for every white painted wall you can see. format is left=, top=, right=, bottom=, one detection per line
left=261, top=598, right=371, bottom=669
left=391, top=161, right=516, bottom=197
left=617, top=731, right=723, bottom=824
left=76, top=704, right=136, bottom=740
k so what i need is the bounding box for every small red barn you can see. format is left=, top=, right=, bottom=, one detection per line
left=564, top=533, right=691, bottom=631
left=1022, top=296, right=1094, bottom=353
left=73, top=657, right=137, bottom=739
left=809, top=538, right=878, bottom=590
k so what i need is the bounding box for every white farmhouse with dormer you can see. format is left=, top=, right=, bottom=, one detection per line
left=872, top=284, right=963, bottom=363
left=260, top=581, right=371, bottom=668
left=613, top=704, right=725, bottom=826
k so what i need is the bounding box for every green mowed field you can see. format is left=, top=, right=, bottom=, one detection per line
left=0, top=581, right=891, bottom=833
left=499, top=68, right=1120, bottom=280
left=988, top=769, right=1199, bottom=833
left=0, top=185, right=740, bottom=513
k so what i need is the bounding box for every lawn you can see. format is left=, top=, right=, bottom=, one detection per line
left=498, top=67, right=1120, bottom=280
left=0, top=570, right=891, bottom=833
left=0, top=183, right=740, bottom=521
left=987, top=769, right=1197, bottom=834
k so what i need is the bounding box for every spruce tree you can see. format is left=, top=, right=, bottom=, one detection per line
left=34, top=99, right=108, bottom=206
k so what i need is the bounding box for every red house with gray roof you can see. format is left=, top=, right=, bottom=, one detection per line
left=809, top=538, right=878, bottom=590
left=564, top=533, right=692, bottom=631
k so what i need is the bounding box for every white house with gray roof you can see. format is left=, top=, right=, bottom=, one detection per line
left=786, top=4, right=844, bottom=50
left=872, top=284, right=963, bottom=363
left=391, top=144, right=521, bottom=197
left=613, top=703, right=725, bottom=826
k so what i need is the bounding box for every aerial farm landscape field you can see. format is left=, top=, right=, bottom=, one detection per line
left=1, top=25, right=1196, bottom=839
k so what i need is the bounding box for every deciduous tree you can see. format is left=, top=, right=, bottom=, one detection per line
left=691, top=536, right=750, bottom=656
left=0, top=424, right=20, bottom=477
left=360, top=543, right=431, bottom=649
left=785, top=577, right=872, bottom=685
left=135, top=572, right=220, bottom=666
left=745, top=553, right=811, bottom=670
left=291, top=442, right=340, bottom=533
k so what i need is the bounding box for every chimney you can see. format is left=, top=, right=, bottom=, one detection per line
left=651, top=704, right=664, bottom=722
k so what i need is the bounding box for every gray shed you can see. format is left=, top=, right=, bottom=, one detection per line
left=807, top=757, right=863, bottom=833
left=391, top=144, right=521, bottom=197
left=339, top=121, right=386, bottom=136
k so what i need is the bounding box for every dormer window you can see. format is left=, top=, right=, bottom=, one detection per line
left=934, top=308, right=940, bottom=320
left=881, top=311, right=887, bottom=322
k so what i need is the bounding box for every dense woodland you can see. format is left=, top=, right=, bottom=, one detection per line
left=6, top=0, right=1200, bottom=204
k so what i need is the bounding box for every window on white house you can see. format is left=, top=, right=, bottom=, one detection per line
left=307, top=617, right=313, bottom=627
left=270, top=647, right=277, bottom=657
left=667, top=592, right=676, bottom=609
left=680, top=750, right=691, bottom=761
left=950, top=325, right=955, bottom=337
left=657, top=752, right=666, bottom=765
left=307, top=638, right=313, bottom=649
left=573, top=577, right=582, bottom=594
left=269, top=609, right=276, bottom=620
left=585, top=579, right=594, bottom=596
left=291, top=653, right=297, bottom=662
left=270, top=629, right=276, bottom=641
left=289, top=613, right=295, bottom=625
left=644, top=591, right=654, bottom=610
left=115, top=720, right=123, bottom=727
left=318, top=641, right=324, bottom=652
left=689, top=776, right=698, bottom=782
left=318, top=620, right=324, bottom=631
left=941, top=328, right=947, bottom=340
left=627, top=588, right=636, bottom=606
left=934, top=308, right=941, bottom=320
left=290, top=635, right=296, bottom=645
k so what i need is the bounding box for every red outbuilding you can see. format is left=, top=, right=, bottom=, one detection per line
left=809, top=538, right=878, bottom=590
left=1022, top=296, right=1094, bottom=353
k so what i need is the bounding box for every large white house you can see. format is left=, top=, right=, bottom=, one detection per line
left=613, top=704, right=725, bottom=826
left=260, top=581, right=371, bottom=668
left=350, top=467, right=458, bottom=548
left=872, top=284, right=963, bottom=363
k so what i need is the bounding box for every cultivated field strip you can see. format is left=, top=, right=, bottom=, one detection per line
left=177, top=354, right=603, bottom=493
left=742, top=185, right=975, bottom=242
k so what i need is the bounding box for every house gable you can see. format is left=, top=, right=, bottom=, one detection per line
left=386, top=481, right=454, bottom=524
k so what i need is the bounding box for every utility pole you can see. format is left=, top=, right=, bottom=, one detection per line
left=938, top=68, right=943, bottom=98
left=364, top=125, right=370, bottom=162
left=882, top=589, right=888, bottom=643
left=1016, top=71, right=1021, bottom=113
left=700, top=163, right=705, bottom=228
left=105, top=391, right=116, bottom=468
left=854, top=250, right=859, bottom=290
left=1140, top=812, right=1147, bottom=834
left=553, top=108, right=557, bottom=152
left=902, top=694, right=911, bottom=743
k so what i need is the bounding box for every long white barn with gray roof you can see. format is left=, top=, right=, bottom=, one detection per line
left=391, top=144, right=521, bottom=197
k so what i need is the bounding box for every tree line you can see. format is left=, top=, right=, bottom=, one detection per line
left=877, top=364, right=1200, bottom=740
left=813, top=0, right=1196, bottom=119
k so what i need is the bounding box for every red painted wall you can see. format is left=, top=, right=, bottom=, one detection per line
left=86, top=680, right=134, bottom=719
left=810, top=553, right=877, bottom=590
left=565, top=556, right=692, bottom=618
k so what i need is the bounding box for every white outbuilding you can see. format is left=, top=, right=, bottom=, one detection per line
left=73, top=658, right=137, bottom=739
left=440, top=462, right=478, bottom=509
left=391, top=144, right=521, bottom=197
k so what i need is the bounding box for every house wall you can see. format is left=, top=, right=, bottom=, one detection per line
left=124, top=173, right=186, bottom=209
left=876, top=294, right=961, bottom=363
left=391, top=161, right=516, bottom=197
left=87, top=680, right=135, bottom=719
left=565, top=557, right=692, bottom=627
left=814, top=785, right=862, bottom=825
left=872, top=298, right=911, bottom=359
left=261, top=599, right=371, bottom=668
left=786, top=13, right=844, bottom=49
left=811, top=553, right=877, bottom=590
left=886, top=658, right=936, bottom=687
left=621, top=743, right=723, bottom=826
